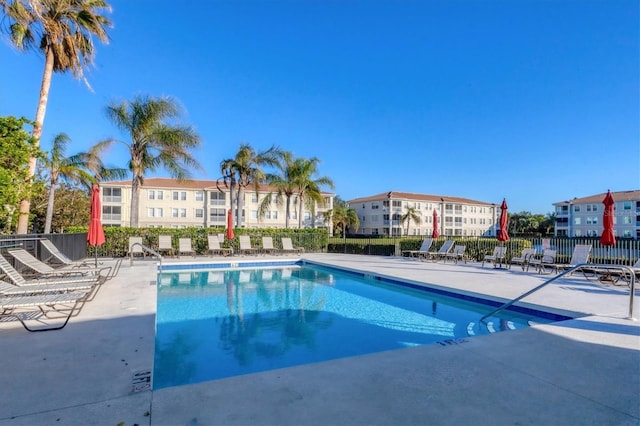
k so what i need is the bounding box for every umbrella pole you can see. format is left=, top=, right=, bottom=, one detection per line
left=95, top=246, right=98, bottom=268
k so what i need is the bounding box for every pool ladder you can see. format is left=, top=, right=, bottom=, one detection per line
left=479, top=263, right=636, bottom=324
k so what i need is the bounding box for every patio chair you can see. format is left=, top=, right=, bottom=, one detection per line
left=178, top=238, right=196, bottom=258
left=402, top=238, right=433, bottom=259
left=425, top=240, right=455, bottom=261
left=7, top=248, right=115, bottom=280
left=238, top=235, right=259, bottom=256
left=444, top=245, right=466, bottom=264
left=482, top=246, right=507, bottom=268
left=128, top=237, right=145, bottom=258
left=207, top=235, right=233, bottom=257
left=39, top=238, right=92, bottom=268
left=0, top=253, right=103, bottom=288
left=526, top=249, right=557, bottom=273
left=261, top=236, right=278, bottom=255
left=540, top=244, right=592, bottom=275
left=281, top=237, right=304, bottom=255
left=157, top=235, right=174, bottom=257
left=509, top=248, right=536, bottom=270
left=0, top=290, right=90, bottom=332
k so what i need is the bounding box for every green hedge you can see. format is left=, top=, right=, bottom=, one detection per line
left=68, top=226, right=328, bottom=257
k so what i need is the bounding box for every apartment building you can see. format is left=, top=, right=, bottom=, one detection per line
left=348, top=191, right=499, bottom=237
left=553, top=190, right=640, bottom=239
left=100, top=178, right=334, bottom=229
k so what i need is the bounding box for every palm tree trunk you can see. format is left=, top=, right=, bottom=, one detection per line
left=228, top=178, right=236, bottom=227
left=237, top=187, right=245, bottom=227
left=130, top=177, right=140, bottom=227
left=298, top=193, right=304, bottom=228
left=284, top=197, right=291, bottom=229
left=16, top=49, right=54, bottom=234
left=44, top=184, right=56, bottom=234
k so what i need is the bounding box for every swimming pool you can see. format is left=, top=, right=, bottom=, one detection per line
left=154, top=262, right=569, bottom=389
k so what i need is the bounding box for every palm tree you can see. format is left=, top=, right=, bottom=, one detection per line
left=292, top=157, right=334, bottom=228
left=220, top=144, right=280, bottom=228
left=401, top=206, right=422, bottom=236
left=1, top=0, right=113, bottom=234
left=327, top=205, right=359, bottom=237
left=41, top=133, right=92, bottom=233
left=258, top=151, right=299, bottom=228
left=98, top=95, right=202, bottom=227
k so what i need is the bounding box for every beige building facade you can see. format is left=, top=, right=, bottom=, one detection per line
left=348, top=191, right=499, bottom=237
left=553, top=190, right=640, bottom=239
left=100, top=178, right=334, bottom=229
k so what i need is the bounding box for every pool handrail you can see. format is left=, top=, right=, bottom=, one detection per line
left=129, top=242, right=162, bottom=269
left=480, top=263, right=636, bottom=323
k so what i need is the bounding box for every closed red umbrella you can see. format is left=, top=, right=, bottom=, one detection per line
left=226, top=209, right=235, bottom=240
left=87, top=184, right=105, bottom=266
left=497, top=199, right=509, bottom=242
left=600, top=190, right=616, bottom=246
left=432, top=209, right=440, bottom=238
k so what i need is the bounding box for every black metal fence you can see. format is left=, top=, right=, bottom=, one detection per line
left=1, top=233, right=638, bottom=266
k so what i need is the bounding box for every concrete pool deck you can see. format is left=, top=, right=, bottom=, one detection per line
left=0, top=253, right=638, bottom=425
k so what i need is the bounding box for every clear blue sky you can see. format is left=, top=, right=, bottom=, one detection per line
left=1, top=0, right=638, bottom=215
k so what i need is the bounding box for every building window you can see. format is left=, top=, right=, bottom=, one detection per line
left=623, top=202, right=631, bottom=210
left=157, top=191, right=164, bottom=200
left=148, top=208, right=163, bottom=217
left=181, top=209, right=187, bottom=218
left=454, top=205, right=462, bottom=214
left=209, top=192, right=226, bottom=205
left=172, top=208, right=179, bottom=218
left=103, top=187, right=122, bottom=203
left=149, top=190, right=156, bottom=200
left=251, top=194, right=259, bottom=203
left=102, top=205, right=121, bottom=220
left=445, top=204, right=453, bottom=214
left=372, top=204, right=379, bottom=209
left=574, top=205, right=580, bottom=212
left=575, top=230, right=582, bottom=237
left=195, top=191, right=204, bottom=202
left=392, top=201, right=401, bottom=207
left=251, top=210, right=258, bottom=219
left=209, top=208, right=225, bottom=222
left=195, top=209, right=204, bottom=218
left=574, top=218, right=581, bottom=225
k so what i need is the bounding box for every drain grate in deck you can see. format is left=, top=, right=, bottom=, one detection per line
left=131, top=369, right=152, bottom=393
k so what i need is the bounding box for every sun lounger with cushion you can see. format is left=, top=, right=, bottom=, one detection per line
left=261, top=237, right=278, bottom=255
left=157, top=235, right=174, bottom=257
left=0, top=253, right=103, bottom=288
left=509, top=248, right=536, bottom=270
left=538, top=244, right=592, bottom=275
left=39, top=238, right=91, bottom=268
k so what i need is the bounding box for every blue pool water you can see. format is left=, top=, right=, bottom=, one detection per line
left=154, top=263, right=567, bottom=389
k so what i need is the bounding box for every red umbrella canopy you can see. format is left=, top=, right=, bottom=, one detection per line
left=226, top=209, right=235, bottom=240
left=600, top=190, right=616, bottom=246
left=87, top=184, right=106, bottom=246
left=432, top=209, right=440, bottom=238
left=497, top=198, right=509, bottom=242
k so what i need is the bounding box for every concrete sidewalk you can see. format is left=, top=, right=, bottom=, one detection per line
left=0, top=254, right=638, bottom=425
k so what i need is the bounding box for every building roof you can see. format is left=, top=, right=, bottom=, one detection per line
left=553, top=190, right=640, bottom=205
left=102, top=177, right=334, bottom=195
left=348, top=191, right=494, bottom=206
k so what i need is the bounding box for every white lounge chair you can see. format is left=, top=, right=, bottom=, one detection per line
left=281, top=238, right=303, bottom=255
left=482, top=246, right=507, bottom=268
left=425, top=240, right=455, bottom=261
left=261, top=237, right=277, bottom=255
left=0, top=291, right=90, bottom=332
left=39, top=238, right=92, bottom=268
left=178, top=238, right=196, bottom=258
left=207, top=235, right=233, bottom=257
left=444, top=245, right=466, bottom=264
left=509, top=248, right=536, bottom=270
left=238, top=235, right=259, bottom=256
left=402, top=238, right=433, bottom=259
left=540, top=244, right=592, bottom=275
left=157, top=235, right=174, bottom=257
left=0, top=279, right=95, bottom=296
left=8, top=248, right=115, bottom=280
left=0, top=253, right=102, bottom=288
